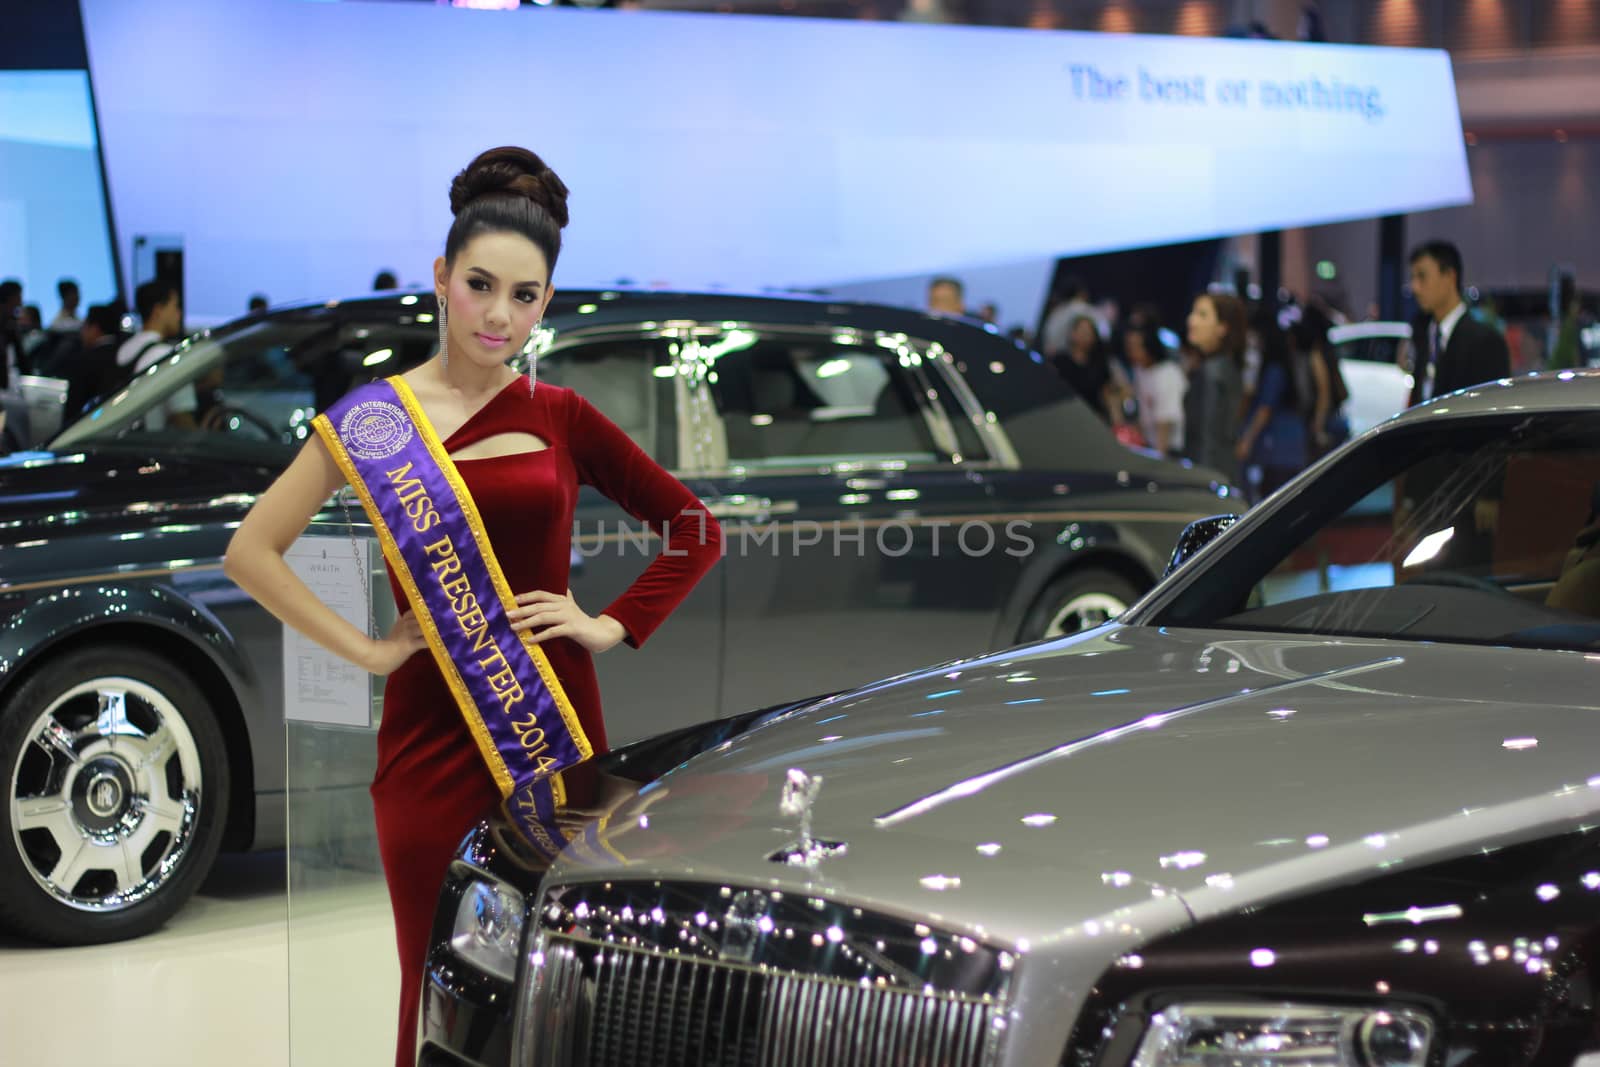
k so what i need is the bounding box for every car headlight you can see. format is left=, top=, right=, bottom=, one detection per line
left=1132, top=1002, right=1432, bottom=1067
left=448, top=875, right=526, bottom=983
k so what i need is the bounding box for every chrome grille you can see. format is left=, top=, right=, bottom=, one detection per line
left=756, top=962, right=995, bottom=1067
left=513, top=881, right=1013, bottom=1067
left=528, top=934, right=1001, bottom=1067
left=589, top=940, right=764, bottom=1066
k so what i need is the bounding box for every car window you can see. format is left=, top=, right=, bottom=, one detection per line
left=1153, top=415, right=1600, bottom=652
left=697, top=331, right=940, bottom=469
left=54, top=315, right=436, bottom=452
left=1329, top=327, right=1411, bottom=369
left=222, top=321, right=436, bottom=440
left=538, top=337, right=675, bottom=467
left=920, top=353, right=992, bottom=463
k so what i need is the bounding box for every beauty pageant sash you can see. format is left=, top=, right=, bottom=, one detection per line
left=313, top=376, right=591, bottom=861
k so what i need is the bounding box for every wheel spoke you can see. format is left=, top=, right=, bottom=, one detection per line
left=48, top=837, right=98, bottom=890
left=139, top=795, right=188, bottom=839
left=32, top=717, right=81, bottom=765
left=134, top=725, right=178, bottom=776
left=124, top=795, right=187, bottom=867
left=97, top=688, right=138, bottom=745
left=112, top=840, right=144, bottom=894
left=15, top=795, right=75, bottom=842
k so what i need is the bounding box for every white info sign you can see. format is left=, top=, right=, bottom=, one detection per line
left=282, top=534, right=374, bottom=727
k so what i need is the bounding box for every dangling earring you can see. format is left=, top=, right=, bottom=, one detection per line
left=528, top=321, right=541, bottom=395
left=437, top=296, right=449, bottom=371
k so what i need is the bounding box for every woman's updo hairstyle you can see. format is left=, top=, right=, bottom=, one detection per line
left=444, top=146, right=569, bottom=276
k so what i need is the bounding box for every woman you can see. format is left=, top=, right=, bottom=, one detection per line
left=1182, top=291, right=1245, bottom=477
left=222, top=147, right=722, bottom=1065
left=1235, top=310, right=1310, bottom=501
left=1296, top=301, right=1349, bottom=460
left=1124, top=310, right=1187, bottom=457
left=1053, top=313, right=1119, bottom=422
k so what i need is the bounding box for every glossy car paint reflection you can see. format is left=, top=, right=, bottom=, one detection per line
left=420, top=373, right=1600, bottom=1066
left=425, top=623, right=1600, bottom=1065
left=1071, top=831, right=1600, bottom=1066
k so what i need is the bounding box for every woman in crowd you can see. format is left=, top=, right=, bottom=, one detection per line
left=1235, top=309, right=1309, bottom=501
left=222, top=146, right=722, bottom=1065
left=1052, top=313, right=1120, bottom=422
left=1182, top=291, right=1246, bottom=477
left=1296, top=301, right=1349, bottom=460
left=1124, top=307, right=1187, bottom=457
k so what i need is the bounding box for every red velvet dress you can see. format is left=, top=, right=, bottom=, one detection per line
left=369, top=379, right=721, bottom=1067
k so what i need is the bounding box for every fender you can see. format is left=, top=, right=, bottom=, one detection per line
left=1071, top=826, right=1600, bottom=1066
left=0, top=575, right=255, bottom=696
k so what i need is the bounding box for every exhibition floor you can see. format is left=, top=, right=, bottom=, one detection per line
left=0, top=853, right=397, bottom=1067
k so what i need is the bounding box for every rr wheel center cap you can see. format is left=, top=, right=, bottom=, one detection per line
left=72, top=759, right=135, bottom=832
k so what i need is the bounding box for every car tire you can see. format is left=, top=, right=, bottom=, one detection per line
left=1019, top=568, right=1142, bottom=641
left=0, top=645, right=229, bottom=945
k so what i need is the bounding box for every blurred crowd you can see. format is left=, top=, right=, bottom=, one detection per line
left=1041, top=279, right=1342, bottom=502
left=0, top=269, right=405, bottom=451
left=928, top=271, right=1351, bottom=501
left=929, top=239, right=1589, bottom=504
left=0, top=275, right=192, bottom=450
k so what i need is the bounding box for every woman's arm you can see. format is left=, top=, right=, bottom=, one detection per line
left=1309, top=348, right=1332, bottom=446
left=223, top=435, right=424, bottom=675
left=1103, top=382, right=1127, bottom=425
left=528, top=388, right=723, bottom=646
left=1235, top=364, right=1284, bottom=461
left=1235, top=404, right=1272, bottom=461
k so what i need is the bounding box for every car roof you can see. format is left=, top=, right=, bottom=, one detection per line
left=229, top=286, right=1106, bottom=468
left=1385, top=368, right=1600, bottom=425
left=275, top=286, right=1024, bottom=350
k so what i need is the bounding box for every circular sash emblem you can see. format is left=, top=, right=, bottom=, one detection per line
left=340, top=400, right=413, bottom=460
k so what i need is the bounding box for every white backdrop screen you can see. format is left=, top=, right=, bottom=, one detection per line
left=80, top=0, right=1470, bottom=322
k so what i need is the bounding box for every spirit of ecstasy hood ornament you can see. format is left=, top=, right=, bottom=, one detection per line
left=772, top=768, right=847, bottom=871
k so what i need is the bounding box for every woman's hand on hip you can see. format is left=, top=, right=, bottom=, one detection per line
left=511, top=589, right=627, bottom=653
left=363, top=612, right=427, bottom=675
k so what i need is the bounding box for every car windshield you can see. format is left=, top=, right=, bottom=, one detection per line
left=1151, top=413, right=1600, bottom=652
left=52, top=312, right=438, bottom=459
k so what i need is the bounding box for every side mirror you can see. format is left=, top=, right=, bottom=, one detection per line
left=1165, top=514, right=1242, bottom=577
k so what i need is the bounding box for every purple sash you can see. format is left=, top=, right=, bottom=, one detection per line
left=313, top=376, right=592, bottom=860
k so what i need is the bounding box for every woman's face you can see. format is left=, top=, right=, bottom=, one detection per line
left=1070, top=318, right=1098, bottom=354
left=1124, top=329, right=1151, bottom=368
left=434, top=231, right=553, bottom=372
left=1187, top=296, right=1226, bottom=355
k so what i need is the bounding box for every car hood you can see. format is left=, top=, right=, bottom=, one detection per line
left=557, top=624, right=1600, bottom=948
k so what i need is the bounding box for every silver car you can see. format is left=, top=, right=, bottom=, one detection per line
left=424, top=370, right=1600, bottom=1066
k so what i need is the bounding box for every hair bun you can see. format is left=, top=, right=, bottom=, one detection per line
left=449, top=146, right=569, bottom=229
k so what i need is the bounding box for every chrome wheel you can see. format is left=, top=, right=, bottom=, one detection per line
left=1043, top=591, right=1129, bottom=637
left=9, top=677, right=203, bottom=913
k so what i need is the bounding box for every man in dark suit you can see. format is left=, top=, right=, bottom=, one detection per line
left=1397, top=241, right=1512, bottom=576
left=1407, top=239, right=1510, bottom=407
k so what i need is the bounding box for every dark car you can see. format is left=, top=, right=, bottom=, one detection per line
left=0, top=289, right=1230, bottom=945
left=422, top=370, right=1600, bottom=1067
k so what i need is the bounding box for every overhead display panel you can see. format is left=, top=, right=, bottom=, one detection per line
left=81, top=0, right=1468, bottom=320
